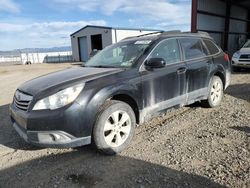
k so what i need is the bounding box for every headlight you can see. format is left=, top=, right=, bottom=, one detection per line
left=33, top=83, right=84, bottom=110
left=232, top=51, right=240, bottom=58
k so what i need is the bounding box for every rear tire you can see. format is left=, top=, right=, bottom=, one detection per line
left=93, top=100, right=136, bottom=155
left=201, top=76, right=223, bottom=108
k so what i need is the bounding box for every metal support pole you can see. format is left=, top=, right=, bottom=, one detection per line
left=191, top=0, right=198, bottom=32
left=223, top=1, right=231, bottom=51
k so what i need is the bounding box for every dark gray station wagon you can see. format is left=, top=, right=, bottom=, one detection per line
left=10, top=31, right=231, bottom=155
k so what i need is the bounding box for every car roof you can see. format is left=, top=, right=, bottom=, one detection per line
left=121, top=30, right=213, bottom=43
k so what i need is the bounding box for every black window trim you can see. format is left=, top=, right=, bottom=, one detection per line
left=139, top=36, right=222, bottom=72
left=177, top=37, right=222, bottom=62
left=200, top=39, right=210, bottom=56
left=178, top=37, right=208, bottom=61
left=202, top=38, right=221, bottom=56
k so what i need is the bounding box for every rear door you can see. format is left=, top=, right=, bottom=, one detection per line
left=179, top=37, right=211, bottom=102
left=140, top=38, right=187, bottom=119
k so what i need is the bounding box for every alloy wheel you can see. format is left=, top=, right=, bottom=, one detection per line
left=210, top=80, right=222, bottom=105
left=103, top=110, right=131, bottom=147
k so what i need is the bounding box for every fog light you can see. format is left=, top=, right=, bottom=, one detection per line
left=50, top=133, right=61, bottom=141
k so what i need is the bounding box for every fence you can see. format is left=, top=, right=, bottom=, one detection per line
left=44, top=54, right=73, bottom=63
left=0, top=51, right=73, bottom=64
left=0, top=55, right=21, bottom=64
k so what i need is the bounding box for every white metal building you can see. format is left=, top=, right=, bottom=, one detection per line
left=70, top=25, right=162, bottom=62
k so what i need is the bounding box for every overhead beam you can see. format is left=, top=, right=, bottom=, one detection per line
left=197, top=10, right=250, bottom=23
left=198, top=29, right=249, bottom=35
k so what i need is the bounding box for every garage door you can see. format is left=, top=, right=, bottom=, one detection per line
left=79, top=36, right=88, bottom=62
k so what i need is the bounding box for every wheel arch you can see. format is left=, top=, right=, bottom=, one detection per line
left=86, top=83, right=141, bottom=129
left=110, top=94, right=140, bottom=124
left=213, top=71, right=225, bottom=90
left=210, top=65, right=226, bottom=90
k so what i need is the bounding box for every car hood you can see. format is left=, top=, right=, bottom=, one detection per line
left=18, top=67, right=123, bottom=96
left=239, top=48, right=250, bottom=54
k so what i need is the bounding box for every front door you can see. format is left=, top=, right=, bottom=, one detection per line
left=140, top=39, right=187, bottom=120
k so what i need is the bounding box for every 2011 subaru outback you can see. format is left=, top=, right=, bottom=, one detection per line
left=10, top=31, right=231, bottom=155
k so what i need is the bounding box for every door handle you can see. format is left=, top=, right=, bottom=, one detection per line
left=177, top=67, right=187, bottom=74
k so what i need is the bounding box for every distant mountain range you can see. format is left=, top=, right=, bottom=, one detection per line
left=0, top=46, right=72, bottom=56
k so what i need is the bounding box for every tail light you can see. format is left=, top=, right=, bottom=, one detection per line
left=224, top=53, right=230, bottom=62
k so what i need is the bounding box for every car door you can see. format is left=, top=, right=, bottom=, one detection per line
left=179, top=38, right=211, bottom=102
left=140, top=38, right=187, bottom=119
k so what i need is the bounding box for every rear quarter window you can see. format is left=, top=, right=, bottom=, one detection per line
left=203, top=39, right=220, bottom=55
left=179, top=38, right=207, bottom=60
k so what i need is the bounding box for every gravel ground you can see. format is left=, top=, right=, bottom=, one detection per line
left=0, top=64, right=249, bottom=188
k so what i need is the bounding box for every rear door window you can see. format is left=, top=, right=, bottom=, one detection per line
left=203, top=39, right=220, bottom=55
left=179, top=38, right=207, bottom=60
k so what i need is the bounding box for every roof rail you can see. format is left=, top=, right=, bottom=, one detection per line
left=122, top=30, right=211, bottom=41
left=182, top=31, right=211, bottom=38
left=160, top=30, right=182, bottom=35
left=197, top=31, right=210, bottom=36
left=122, top=31, right=163, bottom=41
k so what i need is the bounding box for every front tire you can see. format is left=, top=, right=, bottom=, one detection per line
left=202, top=76, right=224, bottom=108
left=93, top=100, right=136, bottom=155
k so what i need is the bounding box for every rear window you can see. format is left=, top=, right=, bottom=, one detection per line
left=203, top=39, right=220, bottom=55
left=179, top=38, right=207, bottom=60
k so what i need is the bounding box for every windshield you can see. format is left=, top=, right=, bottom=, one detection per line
left=243, top=40, right=250, bottom=48
left=85, top=40, right=151, bottom=68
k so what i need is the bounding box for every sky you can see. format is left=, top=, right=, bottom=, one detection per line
left=0, top=0, right=191, bottom=51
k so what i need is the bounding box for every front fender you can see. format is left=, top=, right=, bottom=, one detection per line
left=77, top=83, right=140, bottom=136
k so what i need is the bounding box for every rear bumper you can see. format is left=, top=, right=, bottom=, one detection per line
left=13, top=122, right=91, bottom=148
left=225, top=70, right=231, bottom=89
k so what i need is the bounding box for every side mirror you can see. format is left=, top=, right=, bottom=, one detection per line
left=145, top=58, right=166, bottom=69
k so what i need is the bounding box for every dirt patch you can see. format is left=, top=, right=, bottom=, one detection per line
left=0, top=64, right=249, bottom=188
left=0, top=70, right=9, bottom=74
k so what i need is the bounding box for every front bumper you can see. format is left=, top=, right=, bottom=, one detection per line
left=9, top=101, right=93, bottom=148
left=232, top=58, right=250, bottom=68
left=13, top=122, right=91, bottom=148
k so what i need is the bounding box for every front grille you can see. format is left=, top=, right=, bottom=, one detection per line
left=14, top=90, right=33, bottom=111
left=239, top=59, right=250, bottom=62
left=240, top=54, right=250, bottom=59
